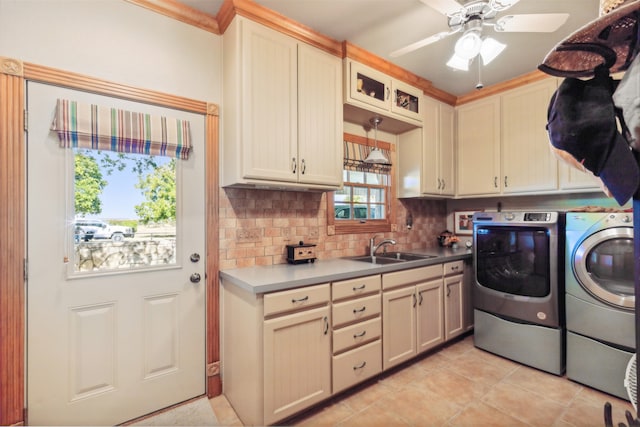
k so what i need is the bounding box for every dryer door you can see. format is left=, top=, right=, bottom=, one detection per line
left=573, top=227, right=634, bottom=309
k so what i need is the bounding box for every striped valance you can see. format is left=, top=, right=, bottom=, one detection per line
left=343, top=140, right=391, bottom=173
left=51, top=99, right=192, bottom=159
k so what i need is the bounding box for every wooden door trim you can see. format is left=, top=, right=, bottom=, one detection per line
left=0, top=57, right=221, bottom=426
left=0, top=56, right=26, bottom=427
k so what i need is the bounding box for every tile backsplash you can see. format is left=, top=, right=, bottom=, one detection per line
left=219, top=188, right=447, bottom=269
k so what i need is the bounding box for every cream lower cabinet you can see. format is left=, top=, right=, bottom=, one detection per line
left=444, top=261, right=465, bottom=340
left=222, top=282, right=331, bottom=426
left=331, top=275, right=382, bottom=394
left=382, top=265, right=444, bottom=370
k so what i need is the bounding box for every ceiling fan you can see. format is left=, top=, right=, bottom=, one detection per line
left=390, top=0, right=570, bottom=71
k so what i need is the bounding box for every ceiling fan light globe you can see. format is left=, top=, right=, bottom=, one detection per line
left=447, top=53, right=470, bottom=71
left=454, top=30, right=482, bottom=59
left=480, top=37, right=506, bottom=65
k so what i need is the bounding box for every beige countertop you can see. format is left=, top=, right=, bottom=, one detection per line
left=219, top=247, right=472, bottom=294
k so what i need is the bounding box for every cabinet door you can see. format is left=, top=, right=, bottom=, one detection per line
left=241, top=19, right=298, bottom=182
left=391, top=80, right=422, bottom=122
left=263, top=305, right=331, bottom=425
left=456, top=97, right=501, bottom=196
left=558, top=162, right=602, bottom=191
left=444, top=274, right=464, bottom=341
left=439, top=103, right=455, bottom=196
left=501, top=79, right=558, bottom=193
left=416, top=279, right=444, bottom=354
left=347, top=60, right=392, bottom=111
left=297, top=43, right=343, bottom=186
left=421, top=96, right=440, bottom=195
left=382, top=286, right=417, bottom=370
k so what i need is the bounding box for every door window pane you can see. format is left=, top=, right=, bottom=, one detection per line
left=72, top=148, right=178, bottom=273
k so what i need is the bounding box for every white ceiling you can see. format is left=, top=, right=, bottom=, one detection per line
left=179, top=0, right=600, bottom=96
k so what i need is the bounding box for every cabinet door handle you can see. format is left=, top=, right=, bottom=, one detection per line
left=437, top=178, right=441, bottom=190
left=418, top=291, right=423, bottom=305
left=352, top=284, right=366, bottom=292
left=323, top=316, right=329, bottom=335
left=504, top=176, right=508, bottom=187
left=386, top=87, right=390, bottom=101
left=446, top=285, right=451, bottom=297
left=292, top=157, right=297, bottom=174
left=353, top=306, right=367, bottom=314
left=494, top=176, right=498, bottom=188
left=291, top=295, right=309, bottom=303
left=353, top=361, right=367, bottom=370
left=412, top=293, right=417, bottom=308
left=353, top=330, right=367, bottom=338
left=301, top=158, right=306, bottom=175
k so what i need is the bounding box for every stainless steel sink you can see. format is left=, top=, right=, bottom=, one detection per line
left=349, top=255, right=405, bottom=264
left=377, top=252, right=438, bottom=261
left=349, top=252, right=437, bottom=264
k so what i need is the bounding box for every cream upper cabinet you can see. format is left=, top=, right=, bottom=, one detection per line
left=501, top=79, right=559, bottom=194
left=344, top=59, right=423, bottom=124
left=422, top=97, right=455, bottom=196
left=397, top=97, right=454, bottom=198
left=558, top=162, right=602, bottom=191
left=222, top=16, right=342, bottom=190
left=456, top=96, right=501, bottom=196
left=456, top=77, right=596, bottom=197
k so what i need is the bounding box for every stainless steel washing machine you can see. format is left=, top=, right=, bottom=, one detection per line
left=565, top=211, right=635, bottom=400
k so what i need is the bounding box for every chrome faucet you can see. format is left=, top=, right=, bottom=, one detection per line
left=370, top=235, right=397, bottom=257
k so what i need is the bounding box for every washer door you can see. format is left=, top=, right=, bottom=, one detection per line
left=573, top=227, right=634, bottom=309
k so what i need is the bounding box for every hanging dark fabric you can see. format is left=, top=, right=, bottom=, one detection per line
left=50, top=99, right=192, bottom=159
left=343, top=140, right=391, bottom=173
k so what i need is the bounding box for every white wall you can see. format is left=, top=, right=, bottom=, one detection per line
left=0, top=0, right=221, bottom=103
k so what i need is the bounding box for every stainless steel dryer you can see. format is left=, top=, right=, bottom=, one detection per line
left=473, top=211, right=565, bottom=375
left=565, top=211, right=634, bottom=400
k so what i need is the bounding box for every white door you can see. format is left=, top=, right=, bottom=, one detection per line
left=26, top=82, right=206, bottom=425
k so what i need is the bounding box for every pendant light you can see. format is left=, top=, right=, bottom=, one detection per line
left=364, top=116, right=390, bottom=164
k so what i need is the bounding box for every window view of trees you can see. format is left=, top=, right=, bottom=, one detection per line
left=73, top=149, right=178, bottom=273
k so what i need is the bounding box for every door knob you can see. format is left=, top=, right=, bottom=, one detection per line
left=190, top=273, right=201, bottom=283
left=190, top=253, right=200, bottom=263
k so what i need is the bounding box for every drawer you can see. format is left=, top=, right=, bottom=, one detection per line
left=332, top=275, right=381, bottom=301
left=332, top=294, right=381, bottom=327
left=332, top=340, right=382, bottom=394
left=444, top=260, right=464, bottom=276
left=382, top=265, right=442, bottom=290
left=333, top=317, right=381, bottom=354
left=263, top=283, right=330, bottom=317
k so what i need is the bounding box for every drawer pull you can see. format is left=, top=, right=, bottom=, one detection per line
left=291, top=295, right=309, bottom=303
left=352, top=284, right=366, bottom=291
left=353, top=361, right=367, bottom=370
left=450, top=266, right=460, bottom=272
left=353, top=330, right=367, bottom=339
left=353, top=306, right=366, bottom=314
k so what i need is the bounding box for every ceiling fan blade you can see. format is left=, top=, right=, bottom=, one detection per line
left=418, top=0, right=463, bottom=16
left=494, top=13, right=570, bottom=32
left=390, top=30, right=457, bottom=58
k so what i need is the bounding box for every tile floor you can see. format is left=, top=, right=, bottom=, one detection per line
left=209, top=334, right=636, bottom=426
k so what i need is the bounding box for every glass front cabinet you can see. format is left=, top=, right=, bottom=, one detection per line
left=345, top=59, right=423, bottom=123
